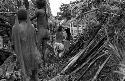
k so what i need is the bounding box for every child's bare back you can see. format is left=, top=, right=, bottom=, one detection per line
left=35, top=9, right=48, bottom=29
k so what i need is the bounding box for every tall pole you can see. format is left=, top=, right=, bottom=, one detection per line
left=81, top=21, right=84, bottom=33
left=77, top=21, right=79, bottom=37
left=70, top=22, right=73, bottom=37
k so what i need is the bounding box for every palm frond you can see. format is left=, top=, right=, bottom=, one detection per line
left=108, top=42, right=122, bottom=60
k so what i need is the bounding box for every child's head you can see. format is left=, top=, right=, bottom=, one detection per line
left=17, top=9, right=27, bottom=21
left=36, top=0, right=46, bottom=9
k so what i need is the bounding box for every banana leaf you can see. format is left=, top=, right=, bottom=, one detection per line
left=75, top=35, right=125, bottom=81
left=60, top=28, right=107, bottom=75
left=64, top=25, right=102, bottom=58
left=73, top=42, right=107, bottom=74
left=66, top=35, right=107, bottom=75
left=77, top=52, right=110, bottom=81
left=62, top=36, right=107, bottom=75
left=91, top=55, right=111, bottom=81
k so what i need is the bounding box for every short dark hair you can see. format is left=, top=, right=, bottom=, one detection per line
left=17, top=9, right=27, bottom=21
left=36, top=0, right=46, bottom=9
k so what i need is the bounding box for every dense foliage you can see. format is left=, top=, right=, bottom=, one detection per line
left=1, top=0, right=125, bottom=81
left=49, top=0, right=125, bottom=81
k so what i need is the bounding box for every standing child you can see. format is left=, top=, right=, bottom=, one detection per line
left=31, top=0, right=50, bottom=66
left=12, top=8, right=41, bottom=81
left=54, top=26, right=65, bottom=58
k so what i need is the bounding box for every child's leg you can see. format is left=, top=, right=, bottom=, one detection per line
left=30, top=69, right=38, bottom=81
left=41, top=40, right=46, bottom=66
left=36, top=31, right=43, bottom=54
left=21, top=63, right=28, bottom=81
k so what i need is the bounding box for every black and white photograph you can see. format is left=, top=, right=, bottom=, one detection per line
left=0, top=0, right=125, bottom=81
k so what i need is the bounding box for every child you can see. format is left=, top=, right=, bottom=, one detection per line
left=55, top=26, right=64, bottom=43
left=31, top=0, right=50, bottom=66
left=54, top=41, right=64, bottom=58
left=54, top=26, right=65, bottom=58
left=12, top=8, right=41, bottom=81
